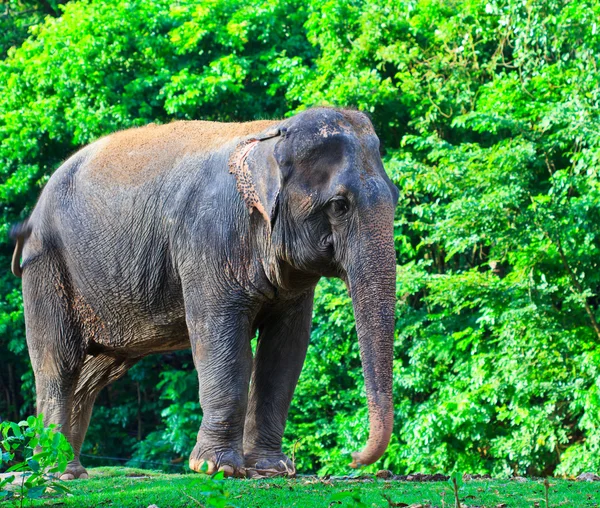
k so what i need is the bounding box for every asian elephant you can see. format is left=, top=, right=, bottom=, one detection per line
left=11, top=107, right=399, bottom=479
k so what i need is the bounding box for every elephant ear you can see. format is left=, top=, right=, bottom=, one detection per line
left=229, top=127, right=285, bottom=229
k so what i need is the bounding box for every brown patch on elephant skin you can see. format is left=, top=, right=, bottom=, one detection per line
left=339, top=110, right=376, bottom=137
left=87, top=119, right=278, bottom=185
left=318, top=122, right=342, bottom=138
left=51, top=268, right=108, bottom=352
left=228, top=139, right=270, bottom=223
left=72, top=292, right=107, bottom=344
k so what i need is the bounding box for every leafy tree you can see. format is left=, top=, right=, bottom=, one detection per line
left=0, top=0, right=69, bottom=58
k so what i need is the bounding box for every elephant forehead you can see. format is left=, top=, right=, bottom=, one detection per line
left=284, top=130, right=379, bottom=179
left=86, top=119, right=279, bottom=185
left=286, top=108, right=376, bottom=142
left=282, top=110, right=378, bottom=165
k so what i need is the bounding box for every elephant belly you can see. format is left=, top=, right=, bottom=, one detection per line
left=70, top=271, right=190, bottom=358
left=83, top=304, right=190, bottom=358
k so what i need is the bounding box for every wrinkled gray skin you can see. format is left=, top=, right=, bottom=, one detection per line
left=12, top=107, right=399, bottom=479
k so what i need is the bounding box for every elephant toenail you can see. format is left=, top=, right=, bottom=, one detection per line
left=218, top=465, right=234, bottom=476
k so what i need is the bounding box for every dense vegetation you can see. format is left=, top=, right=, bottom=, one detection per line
left=1, top=0, right=600, bottom=478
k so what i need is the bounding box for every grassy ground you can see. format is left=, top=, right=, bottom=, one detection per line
left=8, top=467, right=600, bottom=507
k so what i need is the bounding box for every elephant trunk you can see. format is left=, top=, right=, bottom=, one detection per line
left=345, top=205, right=396, bottom=467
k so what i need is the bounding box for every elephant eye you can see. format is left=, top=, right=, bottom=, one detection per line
left=329, top=197, right=349, bottom=217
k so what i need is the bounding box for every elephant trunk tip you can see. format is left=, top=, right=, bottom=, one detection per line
left=349, top=398, right=394, bottom=468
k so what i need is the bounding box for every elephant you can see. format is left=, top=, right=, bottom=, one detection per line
left=11, top=107, right=399, bottom=479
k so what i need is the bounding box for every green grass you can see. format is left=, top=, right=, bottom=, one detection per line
left=9, top=467, right=600, bottom=507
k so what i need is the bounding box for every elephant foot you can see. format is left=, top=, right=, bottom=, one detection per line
left=244, top=452, right=296, bottom=479
left=189, top=443, right=245, bottom=478
left=60, top=461, right=89, bottom=480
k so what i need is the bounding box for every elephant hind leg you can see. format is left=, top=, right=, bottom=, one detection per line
left=66, top=353, right=137, bottom=480
left=22, top=259, right=87, bottom=470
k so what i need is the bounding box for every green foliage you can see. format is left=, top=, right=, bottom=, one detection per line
left=0, top=1, right=69, bottom=58
left=186, top=468, right=237, bottom=508
left=1, top=0, right=600, bottom=479
left=329, top=489, right=370, bottom=508
left=126, top=359, right=200, bottom=470
left=0, top=414, right=73, bottom=502
left=448, top=471, right=464, bottom=508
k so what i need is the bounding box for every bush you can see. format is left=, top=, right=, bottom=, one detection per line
left=0, top=414, right=73, bottom=502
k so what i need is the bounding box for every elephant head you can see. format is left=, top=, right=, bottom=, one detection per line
left=230, top=107, right=399, bottom=467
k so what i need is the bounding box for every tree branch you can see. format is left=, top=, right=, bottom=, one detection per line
left=554, top=235, right=600, bottom=341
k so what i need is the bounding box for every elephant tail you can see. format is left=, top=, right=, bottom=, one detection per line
left=10, top=220, right=32, bottom=278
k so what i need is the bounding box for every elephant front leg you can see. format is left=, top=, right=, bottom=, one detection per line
left=187, top=299, right=254, bottom=478
left=243, top=291, right=314, bottom=478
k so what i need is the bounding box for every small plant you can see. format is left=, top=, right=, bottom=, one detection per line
left=329, top=490, right=369, bottom=507
left=543, top=478, right=550, bottom=508
left=448, top=471, right=464, bottom=508
left=181, top=464, right=238, bottom=508
left=0, top=414, right=74, bottom=504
